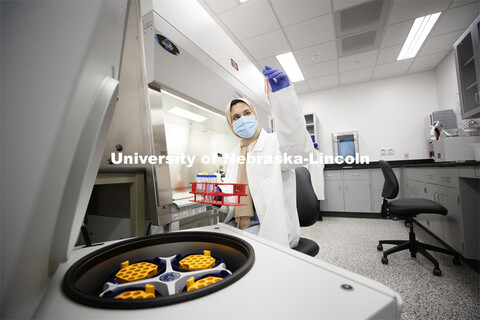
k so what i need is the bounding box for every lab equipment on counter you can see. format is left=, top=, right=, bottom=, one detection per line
left=432, top=135, right=480, bottom=162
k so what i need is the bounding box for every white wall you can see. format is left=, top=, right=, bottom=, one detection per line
left=435, top=51, right=461, bottom=115
left=298, top=71, right=441, bottom=161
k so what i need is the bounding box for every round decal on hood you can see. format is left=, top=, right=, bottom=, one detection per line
left=155, top=34, right=180, bottom=55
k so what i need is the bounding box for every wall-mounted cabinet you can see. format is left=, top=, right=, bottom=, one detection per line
left=304, top=113, right=319, bottom=148
left=270, top=113, right=319, bottom=149
left=453, top=15, right=480, bottom=119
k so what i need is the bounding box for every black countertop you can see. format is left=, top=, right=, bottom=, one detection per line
left=324, top=159, right=480, bottom=170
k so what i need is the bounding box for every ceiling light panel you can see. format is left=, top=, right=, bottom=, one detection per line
left=275, top=52, right=305, bottom=82
left=397, top=12, right=441, bottom=60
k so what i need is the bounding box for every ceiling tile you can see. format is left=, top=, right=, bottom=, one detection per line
left=388, top=0, right=451, bottom=25
left=284, top=14, right=335, bottom=49
left=449, top=0, right=479, bottom=9
left=409, top=51, right=449, bottom=72
left=203, top=0, right=238, bottom=14
left=219, top=0, right=280, bottom=41
left=292, top=80, right=311, bottom=94
left=339, top=50, right=378, bottom=72
left=271, top=0, right=331, bottom=27
left=295, top=41, right=337, bottom=66
left=339, top=67, right=374, bottom=84
left=257, top=57, right=283, bottom=72
left=432, top=2, right=480, bottom=36
left=332, top=0, right=372, bottom=12
left=377, top=45, right=402, bottom=64
left=242, top=29, right=290, bottom=60
left=381, top=20, right=412, bottom=48
left=419, top=30, right=464, bottom=56
left=372, top=60, right=413, bottom=78
left=308, top=74, right=339, bottom=90
left=303, top=60, right=338, bottom=79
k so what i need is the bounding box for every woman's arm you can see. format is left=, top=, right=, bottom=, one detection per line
left=265, top=67, right=315, bottom=170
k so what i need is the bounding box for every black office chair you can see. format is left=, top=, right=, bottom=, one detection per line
left=293, top=167, right=320, bottom=257
left=377, top=160, right=460, bottom=276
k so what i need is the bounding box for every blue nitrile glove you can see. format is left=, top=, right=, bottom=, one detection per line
left=263, top=65, right=290, bottom=92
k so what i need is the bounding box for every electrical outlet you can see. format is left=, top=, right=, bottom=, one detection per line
left=387, top=147, right=394, bottom=155
left=404, top=152, right=409, bottom=159
left=380, top=148, right=386, bottom=156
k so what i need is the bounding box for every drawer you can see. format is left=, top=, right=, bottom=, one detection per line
left=324, top=170, right=342, bottom=180
left=422, top=168, right=437, bottom=183
left=434, top=168, right=459, bottom=188
left=343, top=169, right=370, bottom=180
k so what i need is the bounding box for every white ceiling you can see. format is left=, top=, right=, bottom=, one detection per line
left=197, top=0, right=480, bottom=94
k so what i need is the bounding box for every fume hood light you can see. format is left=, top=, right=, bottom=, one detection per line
left=275, top=52, right=305, bottom=83
left=168, top=107, right=207, bottom=122
left=397, top=12, right=441, bottom=61
left=238, top=0, right=250, bottom=3
left=162, top=90, right=224, bottom=119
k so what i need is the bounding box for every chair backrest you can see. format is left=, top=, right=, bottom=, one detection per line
left=379, top=160, right=399, bottom=199
left=295, top=167, right=319, bottom=227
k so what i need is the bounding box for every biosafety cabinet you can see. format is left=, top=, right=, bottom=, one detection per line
left=96, top=0, right=272, bottom=236
left=1, top=1, right=402, bottom=319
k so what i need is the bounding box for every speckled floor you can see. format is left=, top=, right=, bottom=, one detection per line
left=300, top=217, right=480, bottom=320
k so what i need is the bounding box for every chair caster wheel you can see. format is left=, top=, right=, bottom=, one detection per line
left=377, top=244, right=383, bottom=251
left=404, top=221, right=411, bottom=228
left=452, top=257, right=461, bottom=266
left=381, top=257, right=388, bottom=265
left=433, top=268, right=442, bottom=276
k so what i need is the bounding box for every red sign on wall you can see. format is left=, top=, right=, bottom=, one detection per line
left=231, top=58, right=238, bottom=71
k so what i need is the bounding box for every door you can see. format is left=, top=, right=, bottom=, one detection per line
left=321, top=180, right=345, bottom=211
left=344, top=180, right=372, bottom=212
left=437, top=185, right=464, bottom=254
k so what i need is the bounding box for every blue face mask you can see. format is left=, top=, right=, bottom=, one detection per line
left=233, top=115, right=258, bottom=139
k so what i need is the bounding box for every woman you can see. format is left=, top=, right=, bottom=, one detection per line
left=220, top=66, right=315, bottom=248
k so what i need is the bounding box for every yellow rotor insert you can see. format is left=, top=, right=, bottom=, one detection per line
left=179, top=250, right=216, bottom=270
left=186, top=276, right=223, bottom=292
left=115, top=261, right=158, bottom=283
left=115, top=284, right=156, bottom=299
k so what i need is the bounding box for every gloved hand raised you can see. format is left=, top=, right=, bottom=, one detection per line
left=263, top=65, right=290, bottom=92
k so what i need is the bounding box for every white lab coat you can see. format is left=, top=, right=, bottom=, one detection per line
left=222, top=86, right=315, bottom=248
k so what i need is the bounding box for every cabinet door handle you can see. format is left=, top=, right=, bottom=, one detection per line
left=438, top=193, right=444, bottom=205
left=339, top=185, right=342, bottom=192
left=441, top=176, right=451, bottom=182
left=433, top=192, right=438, bottom=202
left=345, top=185, right=349, bottom=192
left=352, top=173, right=360, bottom=176
left=475, top=92, right=479, bottom=104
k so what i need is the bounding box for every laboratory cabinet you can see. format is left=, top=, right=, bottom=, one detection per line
left=321, top=169, right=372, bottom=213
left=453, top=14, right=480, bottom=119
left=270, top=113, right=319, bottom=148
left=304, top=113, right=319, bottom=147
left=403, top=166, right=479, bottom=259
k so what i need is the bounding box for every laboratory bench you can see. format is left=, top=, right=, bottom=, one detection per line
left=320, top=159, right=480, bottom=261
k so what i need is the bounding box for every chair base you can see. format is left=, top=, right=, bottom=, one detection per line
left=377, top=222, right=461, bottom=276
left=293, top=237, right=319, bottom=257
